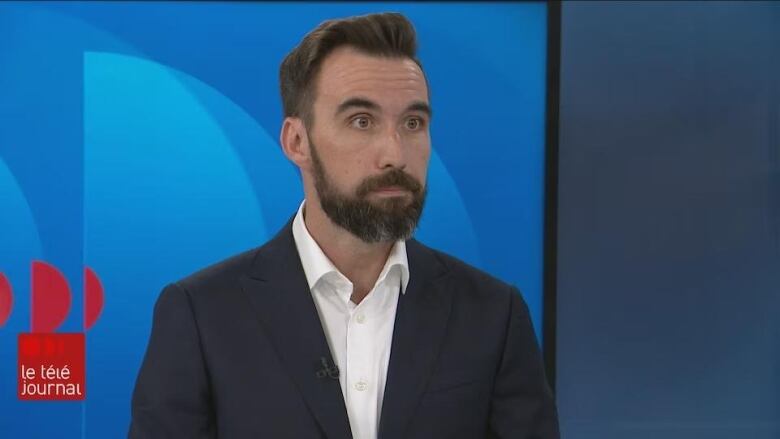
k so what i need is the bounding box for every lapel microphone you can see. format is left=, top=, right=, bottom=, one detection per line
left=315, top=357, right=340, bottom=380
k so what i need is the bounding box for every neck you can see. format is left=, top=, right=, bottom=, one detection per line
left=303, top=200, right=395, bottom=304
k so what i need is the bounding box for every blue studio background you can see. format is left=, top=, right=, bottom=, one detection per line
left=0, top=2, right=548, bottom=437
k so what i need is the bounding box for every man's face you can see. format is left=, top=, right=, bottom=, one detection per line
left=306, top=46, right=431, bottom=243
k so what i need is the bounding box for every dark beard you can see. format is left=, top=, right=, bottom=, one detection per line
left=309, top=140, right=426, bottom=243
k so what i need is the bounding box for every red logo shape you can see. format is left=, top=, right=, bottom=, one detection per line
left=31, top=261, right=72, bottom=333
left=84, top=267, right=104, bottom=330
left=0, top=273, right=12, bottom=327
left=1, top=263, right=105, bottom=332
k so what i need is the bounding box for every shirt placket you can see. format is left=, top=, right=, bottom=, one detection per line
left=345, top=288, right=377, bottom=439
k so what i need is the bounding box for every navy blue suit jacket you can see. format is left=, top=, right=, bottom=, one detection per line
left=129, top=220, right=559, bottom=438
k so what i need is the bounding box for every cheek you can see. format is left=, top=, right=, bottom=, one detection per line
left=316, top=134, right=364, bottom=175
left=412, top=140, right=431, bottom=181
left=326, top=152, right=369, bottom=191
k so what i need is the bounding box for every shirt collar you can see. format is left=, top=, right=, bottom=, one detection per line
left=291, top=200, right=409, bottom=294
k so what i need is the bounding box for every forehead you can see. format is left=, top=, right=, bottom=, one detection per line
left=314, top=46, right=429, bottom=109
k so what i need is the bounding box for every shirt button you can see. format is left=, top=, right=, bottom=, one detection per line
left=356, top=314, right=366, bottom=324
left=354, top=380, right=368, bottom=391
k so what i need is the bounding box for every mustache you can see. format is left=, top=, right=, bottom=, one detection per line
left=356, top=169, right=422, bottom=198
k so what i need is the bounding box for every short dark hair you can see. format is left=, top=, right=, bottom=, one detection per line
left=279, top=12, right=424, bottom=127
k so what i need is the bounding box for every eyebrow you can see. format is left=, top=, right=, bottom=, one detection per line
left=407, top=101, right=433, bottom=118
left=335, top=97, right=433, bottom=118
left=336, top=97, right=380, bottom=116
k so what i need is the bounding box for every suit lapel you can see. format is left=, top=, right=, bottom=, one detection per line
left=378, top=239, right=452, bottom=439
left=240, top=221, right=352, bottom=439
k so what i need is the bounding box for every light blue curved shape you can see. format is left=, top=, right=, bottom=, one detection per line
left=84, top=51, right=267, bottom=280
left=0, top=158, right=42, bottom=265
left=416, top=152, right=482, bottom=267
left=168, top=68, right=302, bottom=233
left=0, top=158, right=41, bottom=330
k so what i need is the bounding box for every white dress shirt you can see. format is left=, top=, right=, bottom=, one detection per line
left=291, top=201, right=409, bottom=439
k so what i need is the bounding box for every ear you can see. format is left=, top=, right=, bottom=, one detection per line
left=279, top=117, right=312, bottom=170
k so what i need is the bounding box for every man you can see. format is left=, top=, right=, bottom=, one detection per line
left=129, top=12, right=559, bottom=439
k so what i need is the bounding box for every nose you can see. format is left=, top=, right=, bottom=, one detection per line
left=377, top=127, right=406, bottom=170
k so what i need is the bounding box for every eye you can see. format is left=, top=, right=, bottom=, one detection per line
left=349, top=116, right=373, bottom=130
left=405, top=117, right=425, bottom=131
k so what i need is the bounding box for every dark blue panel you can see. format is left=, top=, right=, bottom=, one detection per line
left=557, top=2, right=780, bottom=438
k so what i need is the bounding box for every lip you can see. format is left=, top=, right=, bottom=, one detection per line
left=371, top=186, right=409, bottom=196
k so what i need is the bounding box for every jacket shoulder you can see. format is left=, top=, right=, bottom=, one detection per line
left=173, top=246, right=260, bottom=296
left=411, top=239, right=517, bottom=299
